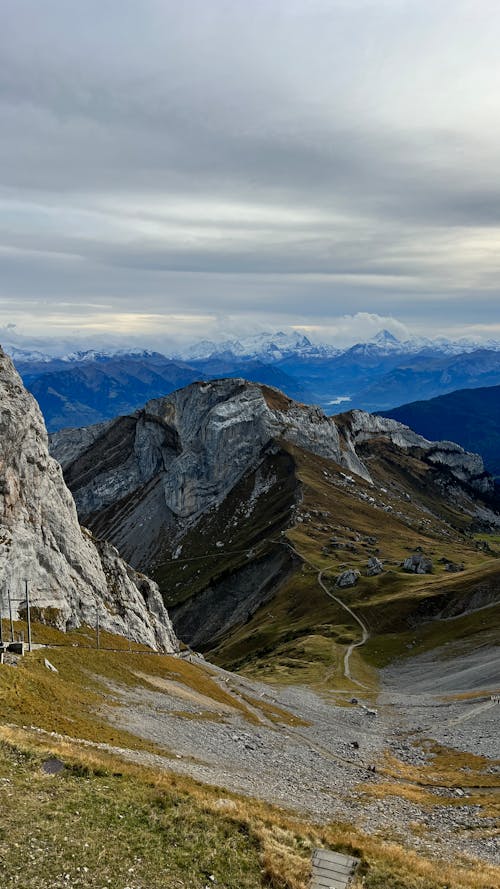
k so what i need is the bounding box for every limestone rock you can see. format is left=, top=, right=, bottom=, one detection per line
left=341, top=411, right=493, bottom=496
left=0, top=347, right=177, bottom=652
left=50, top=380, right=373, bottom=565
left=366, top=556, right=384, bottom=576
left=402, top=553, right=433, bottom=575
left=335, top=569, right=360, bottom=588
left=49, top=378, right=497, bottom=578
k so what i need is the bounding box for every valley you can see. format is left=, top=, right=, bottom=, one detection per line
left=1, top=615, right=499, bottom=887
left=1, top=351, right=499, bottom=889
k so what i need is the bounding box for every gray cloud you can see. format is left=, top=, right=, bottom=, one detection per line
left=1, top=0, right=500, bottom=344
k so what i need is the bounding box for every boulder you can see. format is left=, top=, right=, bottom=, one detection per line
left=402, top=553, right=433, bottom=574
left=366, top=556, right=384, bottom=576
left=444, top=561, right=464, bottom=573
left=335, top=569, right=360, bottom=588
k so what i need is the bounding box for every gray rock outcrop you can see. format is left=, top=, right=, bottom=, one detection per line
left=49, top=379, right=496, bottom=576
left=402, top=553, right=433, bottom=575
left=0, top=347, right=177, bottom=651
left=335, top=569, right=360, bottom=588
left=366, top=556, right=384, bottom=576
left=340, top=411, right=493, bottom=496
left=49, top=380, right=374, bottom=566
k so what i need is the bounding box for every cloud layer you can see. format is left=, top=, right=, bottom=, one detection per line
left=1, top=0, right=500, bottom=344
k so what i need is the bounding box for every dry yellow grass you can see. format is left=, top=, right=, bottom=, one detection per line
left=0, top=724, right=498, bottom=889
left=381, top=743, right=500, bottom=790
left=0, top=626, right=299, bottom=746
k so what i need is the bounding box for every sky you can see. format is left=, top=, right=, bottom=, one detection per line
left=2, top=0, right=500, bottom=350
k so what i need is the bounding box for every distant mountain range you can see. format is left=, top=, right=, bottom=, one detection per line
left=21, top=353, right=204, bottom=431
left=7, top=329, right=500, bottom=431
left=172, top=328, right=500, bottom=362
left=381, top=384, right=500, bottom=480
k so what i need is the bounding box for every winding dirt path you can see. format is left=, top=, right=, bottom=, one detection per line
left=317, top=569, right=370, bottom=687
left=278, top=539, right=370, bottom=686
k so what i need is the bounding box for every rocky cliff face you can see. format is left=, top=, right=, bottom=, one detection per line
left=338, top=410, right=493, bottom=496
left=49, top=380, right=372, bottom=566
left=47, top=377, right=499, bottom=653
left=0, top=348, right=178, bottom=651
left=50, top=379, right=495, bottom=572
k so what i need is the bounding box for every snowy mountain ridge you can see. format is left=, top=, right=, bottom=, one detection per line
left=6, top=329, right=500, bottom=366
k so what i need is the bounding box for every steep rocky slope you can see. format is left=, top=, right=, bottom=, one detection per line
left=0, top=347, right=177, bottom=651
left=50, top=379, right=500, bottom=656
left=379, top=384, right=500, bottom=479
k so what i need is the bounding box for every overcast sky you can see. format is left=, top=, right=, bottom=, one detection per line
left=1, top=0, right=500, bottom=348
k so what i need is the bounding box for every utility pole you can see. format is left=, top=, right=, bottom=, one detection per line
left=8, top=589, right=14, bottom=642
left=96, top=607, right=100, bottom=650
left=25, top=580, right=32, bottom=652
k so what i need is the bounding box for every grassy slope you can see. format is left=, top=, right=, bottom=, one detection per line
left=0, top=620, right=294, bottom=745
left=0, top=736, right=264, bottom=889
left=155, top=447, right=298, bottom=608
left=0, top=671, right=498, bottom=889
left=210, top=442, right=500, bottom=687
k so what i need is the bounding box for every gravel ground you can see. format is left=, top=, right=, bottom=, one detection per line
left=98, top=650, right=499, bottom=867
left=381, top=644, right=500, bottom=759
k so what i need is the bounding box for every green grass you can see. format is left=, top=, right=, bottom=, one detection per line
left=155, top=449, right=297, bottom=607
left=209, top=443, right=500, bottom=686
left=0, top=740, right=264, bottom=889
left=363, top=600, right=500, bottom=668
left=1, top=727, right=498, bottom=889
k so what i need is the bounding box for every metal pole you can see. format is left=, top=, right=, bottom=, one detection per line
left=25, top=580, right=32, bottom=652
left=96, top=607, right=100, bottom=650
left=8, top=589, right=14, bottom=642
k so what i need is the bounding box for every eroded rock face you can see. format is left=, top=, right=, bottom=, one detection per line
left=50, top=380, right=372, bottom=566
left=50, top=379, right=496, bottom=576
left=0, top=347, right=177, bottom=651
left=340, top=411, right=493, bottom=496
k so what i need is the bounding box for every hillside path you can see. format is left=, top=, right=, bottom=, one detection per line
left=317, top=569, right=370, bottom=686
left=278, top=539, right=370, bottom=686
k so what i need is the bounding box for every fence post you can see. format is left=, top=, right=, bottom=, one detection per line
left=25, top=580, right=32, bottom=652
left=96, top=607, right=100, bottom=650
left=8, top=589, right=14, bottom=642
left=0, top=589, right=3, bottom=646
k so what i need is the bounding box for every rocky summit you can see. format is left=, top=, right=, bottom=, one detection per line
left=49, top=377, right=499, bottom=654
left=0, top=347, right=177, bottom=651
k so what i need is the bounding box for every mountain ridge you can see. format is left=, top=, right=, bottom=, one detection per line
left=7, top=327, right=500, bottom=366
left=379, top=383, right=500, bottom=479
left=12, top=331, right=500, bottom=431
left=49, top=378, right=500, bottom=661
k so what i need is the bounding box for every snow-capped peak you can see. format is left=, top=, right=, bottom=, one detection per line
left=3, top=345, right=53, bottom=363
left=175, top=330, right=336, bottom=362
left=371, top=329, right=401, bottom=347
